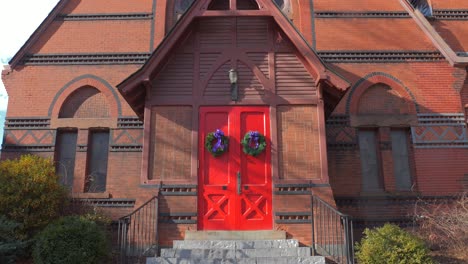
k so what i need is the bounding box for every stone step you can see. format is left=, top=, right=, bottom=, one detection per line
left=147, top=256, right=326, bottom=264
left=173, top=239, right=299, bottom=249
left=161, top=247, right=311, bottom=258
left=185, top=230, right=286, bottom=240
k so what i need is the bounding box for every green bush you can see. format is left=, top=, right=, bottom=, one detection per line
left=355, top=223, right=434, bottom=264
left=0, top=215, right=29, bottom=264
left=32, top=216, right=108, bottom=264
left=0, top=155, right=67, bottom=238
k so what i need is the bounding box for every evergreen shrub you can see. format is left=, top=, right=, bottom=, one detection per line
left=32, top=216, right=108, bottom=264
left=355, top=223, right=434, bottom=264
left=0, top=215, right=28, bottom=263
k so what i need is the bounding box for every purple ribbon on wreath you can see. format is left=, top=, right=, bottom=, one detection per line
left=212, top=129, right=225, bottom=152
left=249, top=131, right=260, bottom=149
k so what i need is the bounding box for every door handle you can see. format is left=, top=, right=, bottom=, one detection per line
left=237, top=171, right=241, bottom=195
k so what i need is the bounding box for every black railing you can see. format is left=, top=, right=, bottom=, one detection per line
left=311, top=195, right=355, bottom=264
left=117, top=196, right=159, bottom=264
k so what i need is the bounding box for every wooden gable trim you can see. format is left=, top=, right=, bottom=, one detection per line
left=9, top=0, right=70, bottom=69
left=118, top=0, right=350, bottom=116
left=400, top=0, right=468, bottom=66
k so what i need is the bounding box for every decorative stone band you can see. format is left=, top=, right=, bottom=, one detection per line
left=159, top=212, right=197, bottom=224
left=318, top=51, right=445, bottom=63
left=5, top=117, right=50, bottom=129
left=315, top=10, right=468, bottom=20
left=1, top=144, right=54, bottom=152
left=56, top=13, right=153, bottom=21
left=275, top=212, right=312, bottom=224
left=326, top=115, right=357, bottom=150
left=315, top=11, right=410, bottom=18
left=412, top=113, right=468, bottom=148
left=433, top=9, right=468, bottom=20
left=118, top=117, right=144, bottom=128
left=159, top=185, right=198, bottom=196
left=71, top=198, right=136, bottom=208
left=22, top=53, right=151, bottom=65
left=110, top=128, right=143, bottom=152
left=2, top=129, right=56, bottom=152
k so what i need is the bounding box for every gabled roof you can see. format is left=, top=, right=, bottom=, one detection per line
left=117, top=0, right=351, bottom=118
left=9, top=0, right=70, bottom=68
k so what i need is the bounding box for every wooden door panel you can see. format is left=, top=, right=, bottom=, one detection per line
left=199, top=109, right=235, bottom=230
left=238, top=109, right=272, bottom=229
left=199, top=106, right=271, bottom=230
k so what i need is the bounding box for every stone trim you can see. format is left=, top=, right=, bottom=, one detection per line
left=71, top=198, right=136, bottom=207
left=118, top=117, right=144, bottom=128
left=433, top=9, right=468, bottom=20
left=56, top=13, right=153, bottom=21
left=23, top=53, right=151, bottom=65
left=412, top=113, right=468, bottom=148
left=315, top=11, right=410, bottom=18
left=159, top=212, right=197, bottom=224
left=5, top=117, right=50, bottom=129
left=318, top=51, right=444, bottom=63
left=1, top=144, right=54, bottom=152
left=275, top=212, right=312, bottom=224
left=160, top=185, right=198, bottom=196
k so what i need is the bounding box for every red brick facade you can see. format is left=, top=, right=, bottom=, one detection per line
left=2, top=0, right=468, bottom=246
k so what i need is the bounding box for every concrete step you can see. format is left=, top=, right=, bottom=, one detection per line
left=173, top=239, right=299, bottom=249
left=147, top=256, right=326, bottom=264
left=160, top=247, right=311, bottom=258
left=185, top=230, right=286, bottom=240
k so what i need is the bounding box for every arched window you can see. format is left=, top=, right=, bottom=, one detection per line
left=56, top=85, right=111, bottom=193
left=356, top=83, right=414, bottom=192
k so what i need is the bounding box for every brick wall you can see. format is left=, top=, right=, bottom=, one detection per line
left=277, top=105, right=321, bottom=180
left=149, top=106, right=192, bottom=181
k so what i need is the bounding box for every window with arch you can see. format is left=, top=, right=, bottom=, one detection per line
left=55, top=85, right=111, bottom=193
left=355, top=83, right=414, bottom=193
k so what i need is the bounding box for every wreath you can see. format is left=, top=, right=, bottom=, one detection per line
left=205, top=129, right=229, bottom=157
left=241, top=131, right=267, bottom=156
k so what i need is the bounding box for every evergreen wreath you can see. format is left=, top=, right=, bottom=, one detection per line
left=241, top=131, right=267, bottom=156
left=205, top=129, right=229, bottom=157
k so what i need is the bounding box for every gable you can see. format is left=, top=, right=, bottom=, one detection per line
left=151, top=17, right=317, bottom=100
left=118, top=0, right=350, bottom=118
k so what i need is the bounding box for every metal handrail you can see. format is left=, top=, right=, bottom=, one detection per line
left=311, top=195, right=355, bottom=264
left=117, top=195, right=159, bottom=264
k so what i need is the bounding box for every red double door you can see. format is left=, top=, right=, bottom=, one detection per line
left=198, top=106, right=272, bottom=230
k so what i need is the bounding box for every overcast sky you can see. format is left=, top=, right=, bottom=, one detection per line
left=0, top=0, right=60, bottom=143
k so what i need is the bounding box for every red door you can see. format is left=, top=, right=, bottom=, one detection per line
left=198, top=106, right=272, bottom=230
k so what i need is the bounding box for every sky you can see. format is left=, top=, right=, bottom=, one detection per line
left=0, top=0, right=60, bottom=146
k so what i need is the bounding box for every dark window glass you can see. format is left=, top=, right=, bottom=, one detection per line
left=358, top=130, right=383, bottom=192
left=85, top=129, right=109, bottom=193
left=391, top=129, right=413, bottom=191
left=55, top=129, right=77, bottom=189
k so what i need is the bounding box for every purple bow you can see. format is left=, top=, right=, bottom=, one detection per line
left=212, top=129, right=225, bottom=152
left=249, top=131, right=260, bottom=149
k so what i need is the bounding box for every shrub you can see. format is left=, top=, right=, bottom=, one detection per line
left=355, top=223, right=434, bottom=264
left=32, top=216, right=108, bottom=264
left=414, top=193, right=468, bottom=260
left=0, top=155, right=67, bottom=238
left=0, top=215, right=29, bottom=264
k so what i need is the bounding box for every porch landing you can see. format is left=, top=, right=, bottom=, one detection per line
left=185, top=230, right=286, bottom=240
